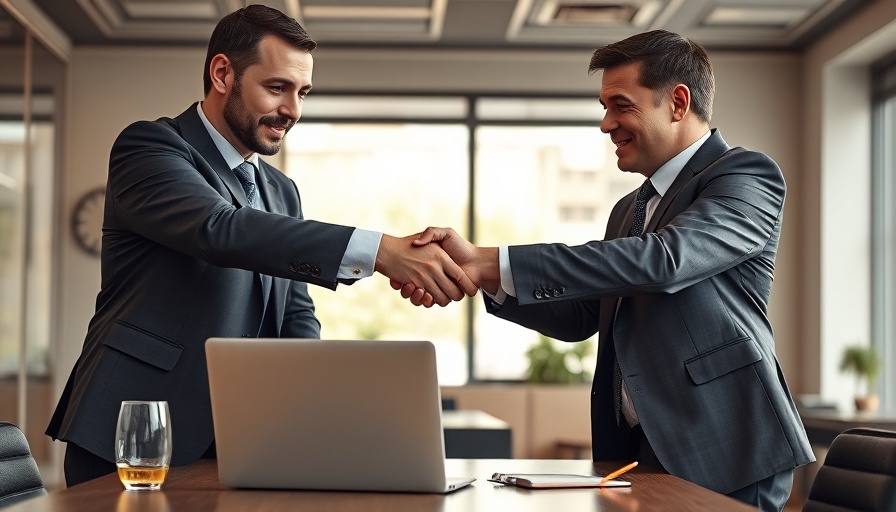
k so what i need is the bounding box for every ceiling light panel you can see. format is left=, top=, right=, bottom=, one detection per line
left=704, top=6, right=811, bottom=27
left=301, top=6, right=432, bottom=20
left=509, top=0, right=667, bottom=42
left=296, top=0, right=446, bottom=41
left=121, top=1, right=218, bottom=19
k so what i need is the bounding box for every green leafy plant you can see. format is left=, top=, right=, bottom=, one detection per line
left=525, top=335, right=594, bottom=384
left=839, top=344, right=883, bottom=396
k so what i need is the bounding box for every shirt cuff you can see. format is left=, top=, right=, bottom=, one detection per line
left=338, top=229, right=382, bottom=280
left=484, top=247, right=515, bottom=306
left=499, top=245, right=516, bottom=298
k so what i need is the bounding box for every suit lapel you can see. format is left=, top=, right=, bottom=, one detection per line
left=175, top=103, right=253, bottom=208
left=255, top=161, right=284, bottom=215
left=645, top=129, right=730, bottom=233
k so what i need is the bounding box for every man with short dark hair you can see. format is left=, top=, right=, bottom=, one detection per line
left=401, top=30, right=814, bottom=511
left=48, top=4, right=476, bottom=486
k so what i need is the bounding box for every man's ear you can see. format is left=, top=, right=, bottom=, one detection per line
left=670, top=84, right=691, bottom=122
left=209, top=54, right=232, bottom=95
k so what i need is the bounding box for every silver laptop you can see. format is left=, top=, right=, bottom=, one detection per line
left=205, top=338, right=476, bottom=493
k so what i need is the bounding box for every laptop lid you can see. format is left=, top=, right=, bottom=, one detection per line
left=205, top=338, right=474, bottom=493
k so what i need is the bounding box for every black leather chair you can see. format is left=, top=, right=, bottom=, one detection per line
left=803, top=427, right=896, bottom=512
left=0, top=421, right=47, bottom=508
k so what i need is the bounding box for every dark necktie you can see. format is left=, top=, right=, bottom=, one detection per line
left=232, top=161, right=271, bottom=331
left=233, top=161, right=260, bottom=209
left=614, top=179, right=657, bottom=425
left=628, top=179, right=657, bottom=238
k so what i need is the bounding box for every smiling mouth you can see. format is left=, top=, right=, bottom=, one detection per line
left=264, top=123, right=290, bottom=136
left=613, top=138, right=631, bottom=148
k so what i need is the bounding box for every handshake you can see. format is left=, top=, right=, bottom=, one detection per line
left=375, top=227, right=501, bottom=308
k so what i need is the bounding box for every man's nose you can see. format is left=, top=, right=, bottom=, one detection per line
left=280, top=97, right=302, bottom=121
left=600, top=112, right=615, bottom=133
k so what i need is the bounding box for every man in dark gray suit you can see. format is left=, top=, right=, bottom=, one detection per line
left=48, top=5, right=476, bottom=487
left=399, top=30, right=814, bottom=511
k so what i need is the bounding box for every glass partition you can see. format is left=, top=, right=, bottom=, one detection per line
left=0, top=5, right=65, bottom=475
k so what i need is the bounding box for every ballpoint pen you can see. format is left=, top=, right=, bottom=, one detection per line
left=598, top=461, right=638, bottom=485
left=488, top=473, right=519, bottom=485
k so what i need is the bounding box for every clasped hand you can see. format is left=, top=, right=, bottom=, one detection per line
left=380, top=227, right=499, bottom=308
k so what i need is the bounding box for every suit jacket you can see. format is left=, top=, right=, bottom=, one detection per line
left=486, top=129, right=814, bottom=494
left=47, top=103, right=356, bottom=465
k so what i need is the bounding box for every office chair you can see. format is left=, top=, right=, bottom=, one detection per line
left=803, top=427, right=896, bottom=512
left=0, top=421, right=47, bottom=508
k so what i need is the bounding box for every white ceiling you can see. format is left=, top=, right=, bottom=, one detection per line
left=22, top=0, right=872, bottom=51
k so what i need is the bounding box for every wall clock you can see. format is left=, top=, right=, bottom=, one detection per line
left=71, top=187, right=106, bottom=257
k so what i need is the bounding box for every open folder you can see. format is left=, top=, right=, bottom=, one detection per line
left=488, top=473, right=632, bottom=489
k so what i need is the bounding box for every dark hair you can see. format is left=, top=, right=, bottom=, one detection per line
left=203, top=4, right=317, bottom=95
left=589, top=30, right=714, bottom=124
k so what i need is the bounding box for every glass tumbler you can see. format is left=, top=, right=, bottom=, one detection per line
left=114, top=400, right=172, bottom=491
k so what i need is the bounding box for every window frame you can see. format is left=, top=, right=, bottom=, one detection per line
left=871, top=50, right=896, bottom=412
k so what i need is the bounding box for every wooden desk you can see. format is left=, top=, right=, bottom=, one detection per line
left=7, top=459, right=757, bottom=512
left=442, top=409, right=512, bottom=458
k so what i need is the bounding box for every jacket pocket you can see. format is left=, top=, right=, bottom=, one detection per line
left=684, top=337, right=762, bottom=385
left=103, top=321, right=183, bottom=371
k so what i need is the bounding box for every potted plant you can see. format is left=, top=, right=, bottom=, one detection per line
left=524, top=336, right=594, bottom=384
left=839, top=344, right=883, bottom=411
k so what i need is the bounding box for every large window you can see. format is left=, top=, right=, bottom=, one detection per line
left=286, top=122, right=470, bottom=383
left=872, top=51, right=896, bottom=412
left=285, top=95, right=641, bottom=384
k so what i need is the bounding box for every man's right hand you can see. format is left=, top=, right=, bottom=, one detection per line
left=389, top=227, right=501, bottom=307
left=375, top=233, right=478, bottom=307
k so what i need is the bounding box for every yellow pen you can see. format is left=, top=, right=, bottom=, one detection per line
left=598, top=461, right=638, bottom=485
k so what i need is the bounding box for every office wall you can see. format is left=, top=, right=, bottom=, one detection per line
left=60, top=46, right=803, bottom=401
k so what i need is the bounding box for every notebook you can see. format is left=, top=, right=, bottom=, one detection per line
left=205, top=338, right=476, bottom=493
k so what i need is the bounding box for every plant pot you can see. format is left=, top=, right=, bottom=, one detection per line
left=854, top=394, right=880, bottom=412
